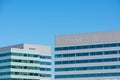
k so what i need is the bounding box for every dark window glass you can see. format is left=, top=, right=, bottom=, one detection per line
left=63, top=54, right=68, bottom=57
left=103, top=44, right=110, bottom=47
left=110, top=43, right=118, bottom=47
left=76, top=46, right=82, bottom=49
left=104, top=51, right=111, bottom=55
left=63, top=47, right=68, bottom=50
left=55, top=48, right=62, bottom=51
left=96, top=44, right=103, bottom=48
left=55, top=43, right=120, bottom=51
left=68, top=46, right=75, bottom=50
left=89, top=45, right=95, bottom=48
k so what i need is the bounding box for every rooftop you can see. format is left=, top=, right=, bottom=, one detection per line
left=55, top=30, right=120, bottom=47
left=0, top=44, right=51, bottom=55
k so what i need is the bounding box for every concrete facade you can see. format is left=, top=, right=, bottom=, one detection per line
left=55, top=31, right=120, bottom=80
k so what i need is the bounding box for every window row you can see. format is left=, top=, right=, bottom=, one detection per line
left=0, top=65, right=10, bottom=69
left=11, top=65, right=51, bottom=71
left=55, top=50, right=119, bottom=58
left=55, top=72, right=120, bottom=78
left=0, top=78, right=39, bottom=80
left=11, top=72, right=50, bottom=77
left=0, top=72, right=10, bottom=76
left=0, top=52, right=51, bottom=59
left=0, top=59, right=51, bottom=65
left=0, top=53, right=10, bottom=57
left=11, top=59, right=51, bottom=65
left=0, top=65, right=51, bottom=71
left=55, top=65, right=120, bottom=72
left=0, top=72, right=51, bottom=77
left=55, top=43, right=120, bottom=51
left=55, top=57, right=120, bottom=65
left=0, top=59, right=10, bottom=63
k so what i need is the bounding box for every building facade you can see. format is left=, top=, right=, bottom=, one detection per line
left=55, top=31, right=120, bottom=80
left=0, top=44, right=52, bottom=80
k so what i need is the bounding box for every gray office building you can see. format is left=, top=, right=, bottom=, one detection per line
left=55, top=31, right=120, bottom=80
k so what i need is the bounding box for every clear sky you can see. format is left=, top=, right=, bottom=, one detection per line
left=0, top=0, right=120, bottom=47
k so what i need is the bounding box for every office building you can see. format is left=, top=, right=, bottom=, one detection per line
left=0, top=44, right=52, bottom=80
left=55, top=31, right=120, bottom=80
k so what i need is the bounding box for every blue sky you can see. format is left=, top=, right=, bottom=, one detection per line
left=0, top=0, right=120, bottom=47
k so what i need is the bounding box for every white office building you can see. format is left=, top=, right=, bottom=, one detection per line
left=0, top=44, right=52, bottom=80
left=55, top=31, right=120, bottom=80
